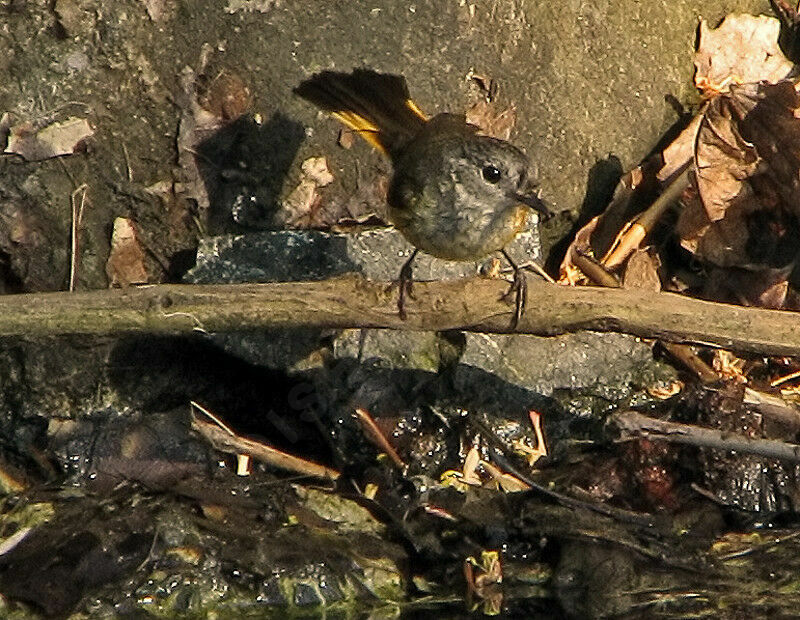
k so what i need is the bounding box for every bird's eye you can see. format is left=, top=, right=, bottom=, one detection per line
left=482, top=165, right=502, bottom=184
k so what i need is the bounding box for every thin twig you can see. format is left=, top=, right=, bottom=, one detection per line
left=354, top=407, right=406, bottom=470
left=660, top=342, right=720, bottom=383
left=611, top=410, right=800, bottom=462
left=603, top=165, right=691, bottom=269
left=190, top=400, right=235, bottom=436
left=122, top=143, right=133, bottom=182
left=69, top=183, right=88, bottom=292
left=771, top=369, right=800, bottom=387
left=191, top=409, right=340, bottom=480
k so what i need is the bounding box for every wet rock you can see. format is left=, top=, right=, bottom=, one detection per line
left=458, top=332, right=662, bottom=395
left=333, top=329, right=442, bottom=373
left=456, top=331, right=677, bottom=417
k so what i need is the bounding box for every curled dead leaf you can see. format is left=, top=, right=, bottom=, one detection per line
left=106, top=217, right=148, bottom=287
left=198, top=70, right=252, bottom=122
left=465, top=100, right=516, bottom=141
left=678, top=81, right=800, bottom=271
left=281, top=156, right=334, bottom=227
left=4, top=117, right=94, bottom=161
left=622, top=248, right=662, bottom=292
left=695, top=14, right=794, bottom=95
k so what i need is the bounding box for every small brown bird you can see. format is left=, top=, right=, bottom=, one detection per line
left=295, top=69, right=550, bottom=324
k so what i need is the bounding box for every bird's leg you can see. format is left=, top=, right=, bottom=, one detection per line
left=397, top=248, right=419, bottom=320
left=500, top=249, right=526, bottom=328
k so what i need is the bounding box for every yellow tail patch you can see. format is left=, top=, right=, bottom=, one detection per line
left=331, top=111, right=386, bottom=154
left=331, top=99, right=427, bottom=156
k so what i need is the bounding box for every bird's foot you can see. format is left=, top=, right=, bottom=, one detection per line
left=396, top=249, right=418, bottom=320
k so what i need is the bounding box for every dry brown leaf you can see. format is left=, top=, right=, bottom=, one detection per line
left=694, top=90, right=762, bottom=222
left=704, top=264, right=791, bottom=308
left=622, top=248, right=662, bottom=292
left=0, top=112, right=11, bottom=147
left=197, top=70, right=252, bottom=122
left=658, top=113, right=703, bottom=183
left=4, top=117, right=93, bottom=161
left=712, top=350, right=747, bottom=382
left=106, top=217, right=148, bottom=287
left=734, top=81, right=800, bottom=214
left=225, top=0, right=281, bottom=13
left=679, top=198, right=752, bottom=267
left=465, top=100, right=516, bottom=141
left=141, top=0, right=175, bottom=21
left=337, top=128, right=354, bottom=149
left=281, top=156, right=334, bottom=227
left=695, top=14, right=793, bottom=95
left=467, top=72, right=499, bottom=102
left=175, top=48, right=255, bottom=220
left=558, top=214, right=600, bottom=284
left=301, top=156, right=335, bottom=186
left=678, top=81, right=800, bottom=269
left=176, top=49, right=220, bottom=215
left=675, top=180, right=710, bottom=256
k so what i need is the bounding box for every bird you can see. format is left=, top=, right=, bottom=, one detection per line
left=294, top=69, right=551, bottom=325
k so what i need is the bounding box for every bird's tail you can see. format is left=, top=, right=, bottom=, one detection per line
left=294, top=69, right=428, bottom=157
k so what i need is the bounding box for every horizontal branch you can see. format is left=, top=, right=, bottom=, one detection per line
left=1, top=276, right=799, bottom=355
left=610, top=410, right=800, bottom=463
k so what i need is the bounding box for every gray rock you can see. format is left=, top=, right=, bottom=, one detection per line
left=452, top=331, right=678, bottom=430
left=185, top=223, right=542, bottom=285
left=458, top=331, right=667, bottom=396
left=333, top=329, right=441, bottom=373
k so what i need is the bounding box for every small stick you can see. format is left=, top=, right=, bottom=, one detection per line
left=771, top=369, right=800, bottom=387
left=69, top=183, right=88, bottom=292
left=191, top=406, right=340, bottom=480
left=190, top=400, right=236, bottom=435
left=354, top=407, right=406, bottom=470
left=611, top=410, right=800, bottom=463
left=0, top=278, right=800, bottom=357
left=660, top=342, right=720, bottom=383
left=602, top=165, right=691, bottom=269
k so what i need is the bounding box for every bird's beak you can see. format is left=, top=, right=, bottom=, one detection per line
left=511, top=191, right=553, bottom=220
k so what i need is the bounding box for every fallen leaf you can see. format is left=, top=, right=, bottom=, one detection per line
left=4, top=117, right=93, bottom=161
left=694, top=92, right=761, bottom=223
left=141, top=0, right=175, bottom=21
left=467, top=72, right=499, bottom=102
left=198, top=70, right=252, bottom=122
left=622, top=248, right=662, bottom=291
left=704, top=264, right=791, bottom=308
left=0, top=112, right=11, bottom=148
left=733, top=81, right=800, bottom=214
left=678, top=81, right=800, bottom=269
left=281, top=156, right=334, bottom=227
left=712, top=350, right=747, bottom=382
left=337, top=128, right=354, bottom=149
left=465, top=100, right=516, bottom=140
left=695, top=14, right=794, bottom=95
left=658, top=113, right=703, bottom=183
left=301, top=155, right=334, bottom=186
left=175, top=45, right=228, bottom=217
left=225, top=0, right=281, bottom=13
left=558, top=214, right=599, bottom=284
left=106, top=217, right=148, bottom=287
